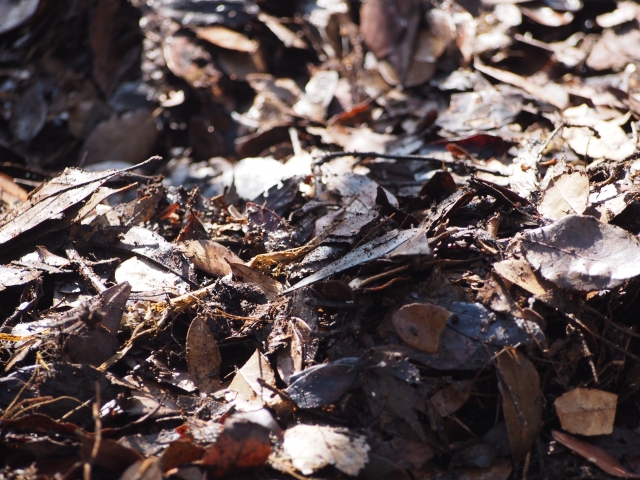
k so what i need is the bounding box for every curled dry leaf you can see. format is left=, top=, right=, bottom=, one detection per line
left=552, top=430, right=640, bottom=478
left=521, top=215, right=640, bottom=292
left=283, top=424, right=370, bottom=476
left=496, top=348, right=542, bottom=464
left=186, top=317, right=222, bottom=394
left=182, top=240, right=243, bottom=277
left=555, top=388, right=617, bottom=436
left=539, top=171, right=589, bottom=220
left=227, top=350, right=280, bottom=411
left=0, top=162, right=148, bottom=252
left=392, top=303, right=452, bottom=354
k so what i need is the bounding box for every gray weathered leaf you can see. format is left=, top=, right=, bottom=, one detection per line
left=522, top=215, right=640, bottom=292
left=282, top=228, right=430, bottom=294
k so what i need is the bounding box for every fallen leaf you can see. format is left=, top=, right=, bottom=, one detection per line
left=186, top=317, right=222, bottom=394
left=80, top=108, right=159, bottom=165
left=552, top=430, right=640, bottom=478
left=201, top=417, right=272, bottom=477
left=284, top=357, right=360, bottom=409
left=196, top=26, right=259, bottom=53
left=283, top=228, right=430, bottom=294
left=539, top=171, right=589, bottom=220
left=119, top=458, right=163, bottom=480
left=475, top=61, right=569, bottom=109
left=114, top=257, right=190, bottom=296
left=496, top=348, right=542, bottom=464
left=182, top=240, right=243, bottom=277
left=283, top=424, right=370, bottom=476
left=392, top=303, right=452, bottom=353
left=227, top=350, right=280, bottom=411
left=229, top=262, right=283, bottom=301
left=10, top=81, right=47, bottom=142
left=555, top=388, right=617, bottom=436
left=521, top=215, right=640, bottom=292
left=493, top=259, right=549, bottom=296
left=160, top=440, right=205, bottom=472
left=0, top=162, right=148, bottom=251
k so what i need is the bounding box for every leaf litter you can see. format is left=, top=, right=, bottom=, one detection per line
left=4, top=1, right=640, bottom=479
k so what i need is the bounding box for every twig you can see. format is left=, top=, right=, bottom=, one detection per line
left=65, top=241, right=106, bottom=293
left=83, top=383, right=102, bottom=480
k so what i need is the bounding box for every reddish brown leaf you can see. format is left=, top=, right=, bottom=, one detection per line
left=392, top=303, right=451, bottom=354
left=201, top=417, right=271, bottom=477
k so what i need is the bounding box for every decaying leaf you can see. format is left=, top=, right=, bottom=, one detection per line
left=0, top=161, right=150, bottom=252
left=283, top=424, right=370, bottom=476
left=555, top=388, right=618, bottom=436
left=392, top=303, right=452, bottom=353
left=186, top=317, right=222, bottom=394
left=496, top=348, right=542, bottom=464
left=522, top=215, right=640, bottom=292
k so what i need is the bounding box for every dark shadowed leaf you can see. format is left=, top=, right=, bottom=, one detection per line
left=496, top=349, right=542, bottom=464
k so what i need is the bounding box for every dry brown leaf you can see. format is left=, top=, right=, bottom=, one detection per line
left=493, top=258, right=549, bottom=296
left=182, top=240, right=243, bottom=277
left=186, top=317, right=222, bottom=394
left=392, top=303, right=452, bottom=354
left=229, top=262, right=283, bottom=301
left=475, top=61, right=569, bottom=109
left=496, top=348, right=542, bottom=464
left=555, top=388, right=617, bottom=436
